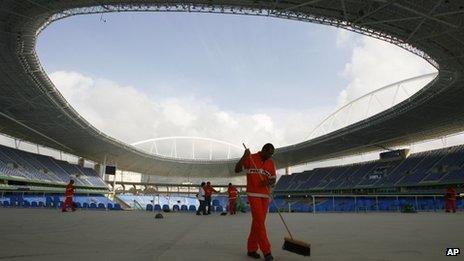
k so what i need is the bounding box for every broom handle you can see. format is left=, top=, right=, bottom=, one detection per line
left=242, top=144, right=294, bottom=239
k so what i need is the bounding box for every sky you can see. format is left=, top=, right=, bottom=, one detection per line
left=35, top=11, right=436, bottom=156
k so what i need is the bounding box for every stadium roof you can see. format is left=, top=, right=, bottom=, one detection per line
left=0, top=1, right=463, bottom=177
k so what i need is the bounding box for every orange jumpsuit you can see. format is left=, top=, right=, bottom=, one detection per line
left=243, top=152, right=276, bottom=256
left=204, top=184, right=217, bottom=214
left=62, top=183, right=75, bottom=212
left=228, top=185, right=238, bottom=215
left=445, top=187, right=457, bottom=213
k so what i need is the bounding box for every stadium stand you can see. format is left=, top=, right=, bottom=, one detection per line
left=0, top=144, right=106, bottom=188
left=97, top=145, right=464, bottom=214
left=0, top=144, right=118, bottom=210
left=118, top=194, right=200, bottom=210
left=2, top=143, right=461, bottom=213
left=118, top=194, right=250, bottom=212
left=275, top=145, right=464, bottom=193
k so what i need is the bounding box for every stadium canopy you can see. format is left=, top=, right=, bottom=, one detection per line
left=0, top=1, right=463, bottom=177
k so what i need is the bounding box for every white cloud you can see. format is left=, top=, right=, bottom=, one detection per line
left=160, top=98, right=197, bottom=127
left=49, top=71, right=327, bottom=157
left=337, top=34, right=437, bottom=107
left=336, top=29, right=356, bottom=48
left=287, top=32, right=444, bottom=174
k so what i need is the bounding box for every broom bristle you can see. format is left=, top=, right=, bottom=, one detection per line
left=282, top=237, right=311, bottom=256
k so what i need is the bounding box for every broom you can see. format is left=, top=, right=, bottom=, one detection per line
left=242, top=144, right=311, bottom=256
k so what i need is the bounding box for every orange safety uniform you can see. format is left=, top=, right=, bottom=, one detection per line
left=204, top=184, right=217, bottom=214
left=204, top=184, right=216, bottom=197
left=243, top=152, right=276, bottom=256
left=228, top=185, right=238, bottom=215
left=62, top=183, right=75, bottom=212
left=445, top=187, right=457, bottom=213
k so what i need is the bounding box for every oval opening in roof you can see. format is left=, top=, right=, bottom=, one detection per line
left=37, top=10, right=436, bottom=157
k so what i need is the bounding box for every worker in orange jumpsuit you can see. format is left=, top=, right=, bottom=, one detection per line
left=204, top=181, right=218, bottom=215
left=228, top=183, right=238, bottom=215
left=235, top=143, right=276, bottom=261
left=62, top=179, right=76, bottom=212
left=445, top=186, right=457, bottom=213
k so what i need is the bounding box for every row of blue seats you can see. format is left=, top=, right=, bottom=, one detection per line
left=0, top=200, right=122, bottom=210
left=269, top=198, right=463, bottom=212
left=145, top=204, right=224, bottom=212
left=276, top=144, right=464, bottom=192
left=0, top=144, right=106, bottom=187
left=4, top=195, right=116, bottom=207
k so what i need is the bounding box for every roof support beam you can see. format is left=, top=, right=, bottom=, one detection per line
left=0, top=8, right=33, bottom=20
left=416, top=27, right=463, bottom=40
left=359, top=9, right=464, bottom=26
left=0, top=111, right=73, bottom=152
left=358, top=16, right=422, bottom=26
left=24, top=0, right=53, bottom=12
left=340, top=0, right=348, bottom=21
left=353, top=0, right=396, bottom=24
left=406, top=0, right=443, bottom=41
left=393, top=2, right=458, bottom=28
left=281, top=0, right=324, bottom=12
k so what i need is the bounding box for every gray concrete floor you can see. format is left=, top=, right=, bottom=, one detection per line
left=0, top=208, right=462, bottom=261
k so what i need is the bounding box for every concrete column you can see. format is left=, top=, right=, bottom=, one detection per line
left=94, top=164, right=101, bottom=177
left=78, top=158, right=85, bottom=167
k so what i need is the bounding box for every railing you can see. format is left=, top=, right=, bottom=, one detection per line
left=131, top=199, right=144, bottom=211
left=114, top=181, right=246, bottom=195
left=271, top=194, right=461, bottom=214
left=119, top=193, right=194, bottom=212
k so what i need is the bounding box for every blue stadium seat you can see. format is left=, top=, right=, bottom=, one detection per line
left=173, top=205, right=180, bottom=211
left=215, top=206, right=223, bottom=212
left=162, top=204, right=170, bottom=211
left=3, top=200, right=9, bottom=207
left=154, top=204, right=161, bottom=211
left=269, top=205, right=278, bottom=213
left=378, top=203, right=389, bottom=211
left=82, top=202, right=89, bottom=208
left=113, top=203, right=122, bottom=210
left=181, top=205, right=188, bottom=211
left=23, top=201, right=31, bottom=208
left=188, top=205, right=196, bottom=212
left=107, top=203, right=113, bottom=210
left=212, top=199, right=220, bottom=206
left=146, top=204, right=153, bottom=211
left=90, top=203, right=97, bottom=209
left=38, top=202, right=44, bottom=207
left=31, top=201, right=38, bottom=208
left=97, top=203, right=105, bottom=209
